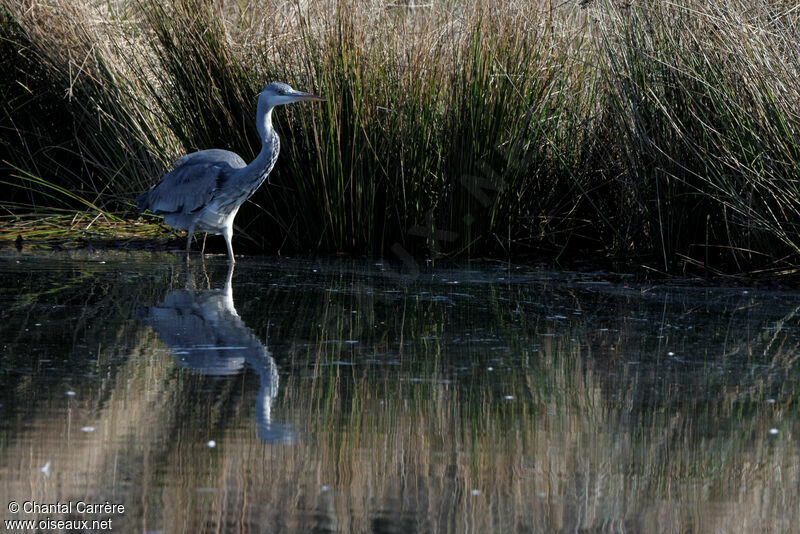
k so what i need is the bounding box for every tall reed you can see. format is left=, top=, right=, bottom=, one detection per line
left=2, top=0, right=799, bottom=272
left=596, top=0, right=800, bottom=272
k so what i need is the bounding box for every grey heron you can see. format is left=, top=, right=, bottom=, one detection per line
left=136, top=82, right=324, bottom=262
left=138, top=264, right=292, bottom=442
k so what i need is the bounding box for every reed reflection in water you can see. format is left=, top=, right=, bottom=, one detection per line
left=0, top=256, right=798, bottom=533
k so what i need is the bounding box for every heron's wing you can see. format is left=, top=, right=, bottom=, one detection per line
left=138, top=149, right=247, bottom=215
left=173, top=149, right=247, bottom=170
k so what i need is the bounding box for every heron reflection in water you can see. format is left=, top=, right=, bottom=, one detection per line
left=139, top=264, right=291, bottom=442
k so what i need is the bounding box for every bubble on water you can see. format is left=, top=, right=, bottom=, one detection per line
left=470, top=489, right=481, bottom=496
left=504, top=395, right=514, bottom=400
left=321, top=485, right=330, bottom=492
left=66, top=391, right=76, bottom=397
left=40, top=461, right=51, bottom=477
left=767, top=399, right=776, bottom=404
left=207, top=440, right=216, bottom=448
left=768, top=428, right=779, bottom=435
left=81, top=426, right=95, bottom=433
left=667, top=351, right=675, bottom=356
left=537, top=492, right=547, bottom=499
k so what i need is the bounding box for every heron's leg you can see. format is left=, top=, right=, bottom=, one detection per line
left=222, top=225, right=235, bottom=263
left=185, top=225, right=195, bottom=260
left=201, top=233, right=208, bottom=256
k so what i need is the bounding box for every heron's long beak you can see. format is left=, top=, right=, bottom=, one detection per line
left=289, top=90, right=325, bottom=102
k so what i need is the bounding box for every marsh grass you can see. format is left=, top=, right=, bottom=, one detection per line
left=597, top=0, right=800, bottom=272
left=1, top=0, right=799, bottom=273
left=0, top=211, right=173, bottom=251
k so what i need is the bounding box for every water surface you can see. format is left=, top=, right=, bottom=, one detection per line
left=1, top=254, right=798, bottom=533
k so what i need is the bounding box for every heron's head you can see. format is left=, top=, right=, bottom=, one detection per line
left=259, top=82, right=324, bottom=108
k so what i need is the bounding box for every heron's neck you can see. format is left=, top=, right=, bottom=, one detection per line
left=255, top=101, right=274, bottom=143
left=247, top=103, right=278, bottom=173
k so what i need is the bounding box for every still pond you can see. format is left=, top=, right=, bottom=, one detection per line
left=0, top=254, right=798, bottom=533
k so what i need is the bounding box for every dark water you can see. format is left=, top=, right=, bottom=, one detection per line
left=1, top=254, right=798, bottom=533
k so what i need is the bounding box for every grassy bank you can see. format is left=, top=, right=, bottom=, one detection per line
left=1, top=0, right=799, bottom=274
